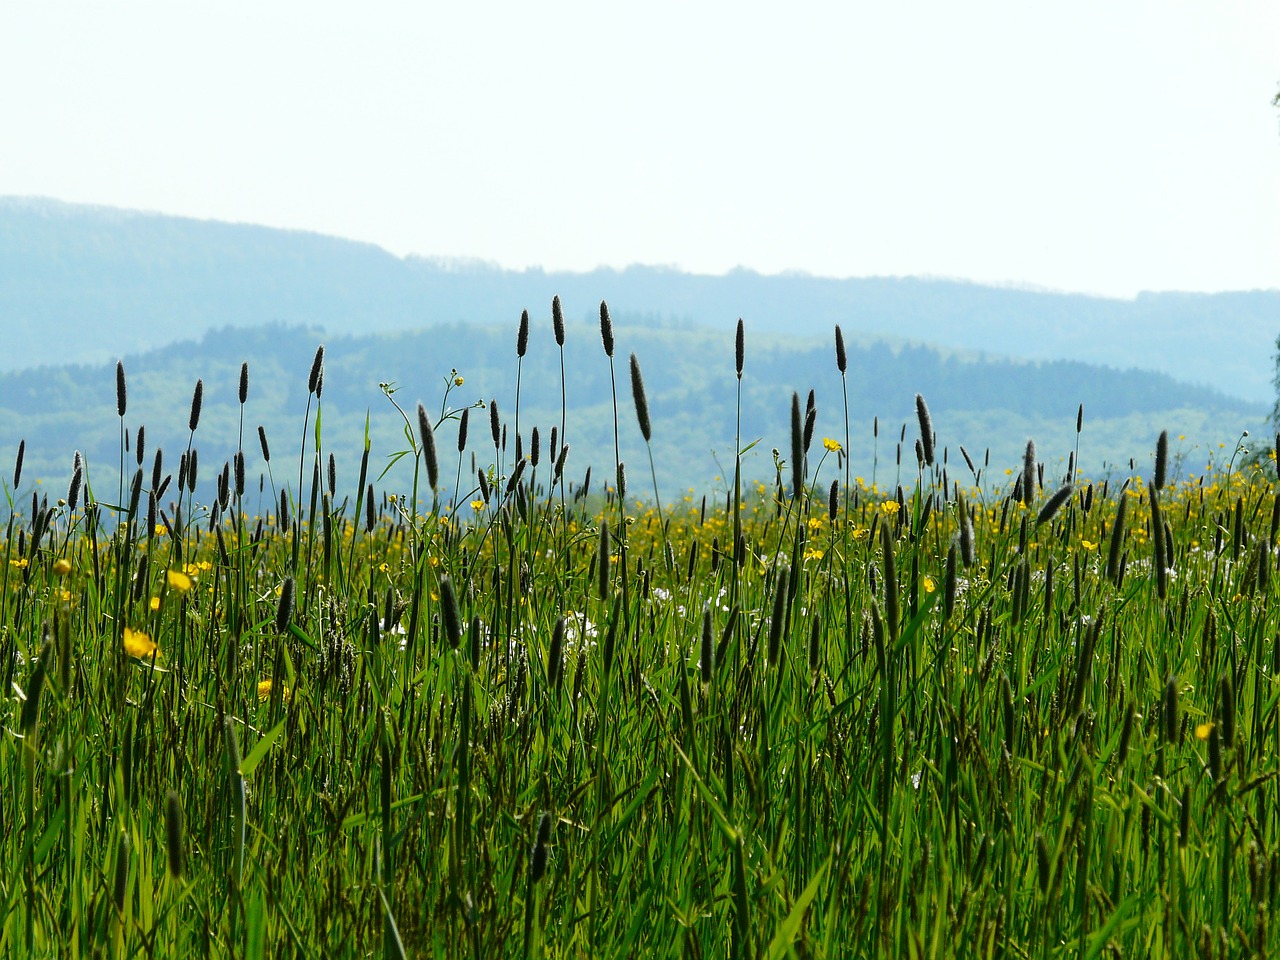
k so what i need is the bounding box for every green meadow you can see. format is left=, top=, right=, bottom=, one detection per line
left=3, top=302, right=1279, bottom=958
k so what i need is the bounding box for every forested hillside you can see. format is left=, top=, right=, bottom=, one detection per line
left=0, top=319, right=1263, bottom=509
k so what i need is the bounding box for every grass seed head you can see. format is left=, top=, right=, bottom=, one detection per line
left=1022, top=439, right=1036, bottom=506
left=530, top=812, right=552, bottom=883
left=552, top=295, right=565, bottom=346
left=418, top=403, right=439, bottom=490
left=599, top=301, right=614, bottom=357
left=549, top=616, right=565, bottom=688
left=735, top=317, right=745, bottom=378
left=116, top=360, right=127, bottom=418
left=68, top=462, right=83, bottom=513
left=517, top=308, right=529, bottom=358
left=630, top=353, right=651, bottom=443
left=189, top=379, right=204, bottom=433
left=276, top=576, right=295, bottom=634
left=1036, top=483, right=1073, bottom=527
left=790, top=392, right=804, bottom=499
left=597, top=520, right=611, bottom=601
left=308, top=345, right=325, bottom=395
left=915, top=394, right=934, bottom=466
left=439, top=575, right=462, bottom=649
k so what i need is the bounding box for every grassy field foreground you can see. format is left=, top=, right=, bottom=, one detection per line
left=2, top=307, right=1279, bottom=958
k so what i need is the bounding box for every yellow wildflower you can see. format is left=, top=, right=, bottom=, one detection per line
left=1080, top=539, right=1098, bottom=551
left=822, top=437, right=842, bottom=453
left=123, top=627, right=157, bottom=659
left=803, top=547, right=825, bottom=562
left=150, top=596, right=161, bottom=612
left=807, top=516, right=824, bottom=531
left=257, top=679, right=291, bottom=703
left=167, top=569, right=193, bottom=592
left=53, top=558, right=72, bottom=577
left=9, top=558, right=28, bottom=569
left=1195, top=722, right=1213, bottom=741
left=879, top=501, right=900, bottom=516
left=454, top=375, right=465, bottom=386
left=471, top=499, right=485, bottom=512
left=923, top=576, right=936, bottom=594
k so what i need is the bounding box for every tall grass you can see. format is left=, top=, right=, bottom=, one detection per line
left=0, top=307, right=1278, bottom=958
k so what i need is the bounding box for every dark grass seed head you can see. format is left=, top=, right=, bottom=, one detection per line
left=597, top=520, right=610, bottom=601
left=418, top=403, right=439, bottom=490
left=439, top=575, right=462, bottom=649
left=517, top=309, right=530, bottom=358
left=457, top=407, right=469, bottom=453
left=116, top=361, right=127, bottom=418
left=599, top=301, right=614, bottom=357
left=549, top=616, right=565, bottom=688
left=915, top=394, right=934, bottom=466
left=258, top=426, right=271, bottom=463
left=19, top=637, right=52, bottom=735
left=552, top=295, right=565, bottom=346
left=308, top=345, right=325, bottom=395
left=530, top=812, right=552, bottom=883
left=68, top=463, right=83, bottom=513
left=1022, top=440, right=1036, bottom=505
left=189, top=379, right=204, bottom=433
left=834, top=324, right=847, bottom=374
left=630, top=353, right=651, bottom=443
left=790, top=392, right=804, bottom=499
left=1155, top=430, right=1169, bottom=490
left=735, top=318, right=745, bottom=378
left=12, top=439, right=22, bottom=489
left=768, top=566, right=790, bottom=667
left=1035, top=483, right=1073, bottom=526
left=276, top=576, right=295, bottom=634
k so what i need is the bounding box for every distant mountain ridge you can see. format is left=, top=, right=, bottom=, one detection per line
left=1, top=196, right=1277, bottom=404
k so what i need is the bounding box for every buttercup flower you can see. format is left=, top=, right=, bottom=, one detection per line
left=123, top=627, right=157, bottom=659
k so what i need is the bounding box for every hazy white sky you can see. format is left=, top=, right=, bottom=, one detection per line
left=0, top=2, right=1276, bottom=297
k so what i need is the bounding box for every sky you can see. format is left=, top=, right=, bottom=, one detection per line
left=0, top=1, right=1276, bottom=299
